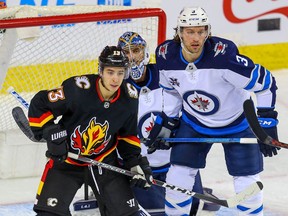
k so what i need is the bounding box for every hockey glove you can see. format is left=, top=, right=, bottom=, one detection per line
left=43, top=124, right=69, bottom=163
left=257, top=108, right=280, bottom=157
left=127, top=156, right=153, bottom=190
left=145, top=112, right=179, bottom=154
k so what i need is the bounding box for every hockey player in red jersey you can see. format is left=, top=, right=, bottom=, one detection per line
left=28, top=45, right=153, bottom=216
left=118, top=31, right=220, bottom=215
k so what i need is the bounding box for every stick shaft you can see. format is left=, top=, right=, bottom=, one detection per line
left=161, top=137, right=258, bottom=143
left=7, top=87, right=30, bottom=109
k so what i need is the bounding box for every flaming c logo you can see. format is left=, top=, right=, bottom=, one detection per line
left=223, top=0, right=288, bottom=23
left=71, top=117, right=111, bottom=156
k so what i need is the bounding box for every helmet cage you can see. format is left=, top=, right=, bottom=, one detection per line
left=118, top=31, right=150, bottom=80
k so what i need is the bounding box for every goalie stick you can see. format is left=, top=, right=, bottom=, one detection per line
left=243, top=99, right=288, bottom=149
left=68, top=152, right=263, bottom=208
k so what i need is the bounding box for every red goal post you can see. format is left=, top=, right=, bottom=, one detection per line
left=0, top=5, right=166, bottom=178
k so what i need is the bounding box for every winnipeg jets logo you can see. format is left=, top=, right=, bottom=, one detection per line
left=138, top=112, right=161, bottom=139
left=214, top=41, right=227, bottom=57
left=192, top=95, right=210, bottom=111
left=169, top=77, right=180, bottom=87
left=183, top=90, right=219, bottom=115
left=158, top=43, right=168, bottom=59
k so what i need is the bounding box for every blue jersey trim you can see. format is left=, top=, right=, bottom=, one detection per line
left=180, top=46, right=204, bottom=64
left=182, top=112, right=249, bottom=135
left=237, top=204, right=263, bottom=214
left=244, top=64, right=260, bottom=90
left=255, top=69, right=271, bottom=93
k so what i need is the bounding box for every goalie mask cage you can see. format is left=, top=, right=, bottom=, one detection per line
left=0, top=5, right=166, bottom=178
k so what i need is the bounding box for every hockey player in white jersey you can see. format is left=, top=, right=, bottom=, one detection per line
left=145, top=7, right=280, bottom=216
left=118, top=31, right=220, bottom=215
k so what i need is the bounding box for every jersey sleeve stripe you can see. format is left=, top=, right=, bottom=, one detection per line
left=118, top=135, right=140, bottom=147
left=29, top=111, right=54, bottom=127
left=244, top=64, right=260, bottom=90
left=255, top=70, right=272, bottom=93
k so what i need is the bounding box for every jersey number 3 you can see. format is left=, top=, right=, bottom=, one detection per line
left=48, top=87, right=65, bottom=102
left=236, top=55, right=248, bottom=67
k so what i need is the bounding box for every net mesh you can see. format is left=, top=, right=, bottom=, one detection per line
left=0, top=5, right=165, bottom=131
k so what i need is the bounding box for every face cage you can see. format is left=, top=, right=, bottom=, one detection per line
left=122, top=45, right=150, bottom=80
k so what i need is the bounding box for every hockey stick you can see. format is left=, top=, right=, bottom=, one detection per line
left=142, top=137, right=257, bottom=143
left=243, top=99, right=288, bottom=149
left=8, top=87, right=46, bottom=142
left=7, top=86, right=30, bottom=109
left=10, top=96, right=264, bottom=207
left=68, top=152, right=263, bottom=208
left=11, top=106, right=45, bottom=142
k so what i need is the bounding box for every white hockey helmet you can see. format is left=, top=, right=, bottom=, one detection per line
left=177, top=7, right=211, bottom=36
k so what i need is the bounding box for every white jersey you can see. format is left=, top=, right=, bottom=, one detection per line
left=126, top=65, right=170, bottom=168
left=156, top=37, right=277, bottom=135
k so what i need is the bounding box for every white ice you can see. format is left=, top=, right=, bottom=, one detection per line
left=0, top=69, right=287, bottom=216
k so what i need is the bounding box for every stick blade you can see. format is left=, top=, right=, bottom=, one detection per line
left=12, top=106, right=45, bottom=142
left=226, top=181, right=263, bottom=208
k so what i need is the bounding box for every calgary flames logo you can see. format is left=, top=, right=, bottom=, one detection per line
left=71, top=117, right=111, bottom=156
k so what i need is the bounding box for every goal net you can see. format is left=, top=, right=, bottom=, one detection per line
left=0, top=5, right=166, bottom=178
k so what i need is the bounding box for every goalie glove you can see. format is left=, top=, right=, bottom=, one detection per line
left=43, top=124, right=69, bottom=164
left=145, top=112, right=179, bottom=154
left=257, top=108, right=280, bottom=157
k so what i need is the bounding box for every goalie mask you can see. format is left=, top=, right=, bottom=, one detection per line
left=118, top=32, right=150, bottom=80
left=98, top=46, right=130, bottom=79
left=177, top=7, right=211, bottom=39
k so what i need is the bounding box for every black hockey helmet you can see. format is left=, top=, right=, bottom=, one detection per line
left=98, top=46, right=130, bottom=79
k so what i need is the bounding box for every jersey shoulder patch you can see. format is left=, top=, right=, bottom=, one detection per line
left=126, top=82, right=138, bottom=99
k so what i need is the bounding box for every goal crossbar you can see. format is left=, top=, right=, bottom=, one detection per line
left=0, top=7, right=166, bottom=44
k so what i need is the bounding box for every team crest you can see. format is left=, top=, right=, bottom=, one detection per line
left=158, top=43, right=168, bottom=59
left=126, top=83, right=138, bottom=99
left=183, top=90, right=220, bottom=115
left=74, top=76, right=91, bottom=89
left=169, top=77, right=180, bottom=87
left=138, top=112, right=161, bottom=138
left=71, top=117, right=111, bottom=156
left=214, top=41, right=227, bottom=57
